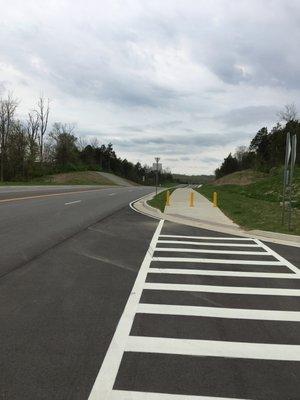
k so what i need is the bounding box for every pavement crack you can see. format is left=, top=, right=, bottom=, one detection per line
left=80, top=252, right=136, bottom=272
left=0, top=204, right=130, bottom=283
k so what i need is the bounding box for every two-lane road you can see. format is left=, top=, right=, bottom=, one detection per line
left=1, top=185, right=300, bottom=400
left=0, top=185, right=158, bottom=399
left=0, top=185, right=153, bottom=277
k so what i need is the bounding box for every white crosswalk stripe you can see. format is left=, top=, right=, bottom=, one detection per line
left=143, top=282, right=300, bottom=296
left=137, top=303, right=300, bottom=321
left=89, top=220, right=300, bottom=400
left=157, top=240, right=261, bottom=247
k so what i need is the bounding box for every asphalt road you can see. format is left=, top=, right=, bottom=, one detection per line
left=0, top=185, right=157, bottom=399
left=0, top=185, right=153, bottom=278
left=89, top=221, right=300, bottom=400
left=1, top=187, right=300, bottom=400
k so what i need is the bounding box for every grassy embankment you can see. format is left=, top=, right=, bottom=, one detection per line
left=148, top=187, right=176, bottom=212
left=0, top=171, right=116, bottom=186
left=197, top=168, right=300, bottom=235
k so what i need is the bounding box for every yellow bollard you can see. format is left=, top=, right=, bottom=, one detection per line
left=213, top=191, right=218, bottom=207
left=189, top=191, right=195, bottom=207
left=166, top=190, right=170, bottom=206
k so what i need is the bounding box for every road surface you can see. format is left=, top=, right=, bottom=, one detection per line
left=1, top=186, right=300, bottom=399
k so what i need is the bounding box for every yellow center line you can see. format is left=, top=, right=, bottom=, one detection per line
left=0, top=188, right=108, bottom=204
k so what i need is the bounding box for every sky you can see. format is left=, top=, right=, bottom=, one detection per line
left=0, top=0, right=300, bottom=174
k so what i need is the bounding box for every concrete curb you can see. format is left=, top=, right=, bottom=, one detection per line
left=131, top=192, right=300, bottom=248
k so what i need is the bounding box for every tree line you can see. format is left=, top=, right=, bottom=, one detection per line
left=215, top=104, right=300, bottom=179
left=0, top=94, right=174, bottom=185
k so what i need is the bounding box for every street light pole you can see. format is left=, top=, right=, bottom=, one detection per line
left=155, top=157, right=160, bottom=195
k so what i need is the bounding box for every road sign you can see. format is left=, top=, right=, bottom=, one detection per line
left=152, top=163, right=162, bottom=172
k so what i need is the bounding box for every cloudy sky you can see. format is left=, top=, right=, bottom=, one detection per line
left=0, top=0, right=299, bottom=174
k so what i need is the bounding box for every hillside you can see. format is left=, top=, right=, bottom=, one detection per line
left=0, top=171, right=117, bottom=186
left=173, top=173, right=214, bottom=184
left=214, top=169, right=267, bottom=186
left=198, top=167, right=300, bottom=235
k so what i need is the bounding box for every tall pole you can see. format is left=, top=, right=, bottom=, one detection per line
left=288, top=135, right=297, bottom=230
left=282, top=132, right=291, bottom=225
left=155, top=157, right=160, bottom=195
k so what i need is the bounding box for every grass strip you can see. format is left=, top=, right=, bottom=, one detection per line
left=197, top=184, right=300, bottom=235
left=147, top=188, right=176, bottom=213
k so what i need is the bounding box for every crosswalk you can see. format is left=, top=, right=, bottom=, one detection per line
left=88, top=220, right=300, bottom=400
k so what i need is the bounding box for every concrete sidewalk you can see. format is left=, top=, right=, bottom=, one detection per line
left=133, top=188, right=300, bottom=247
left=164, top=187, right=239, bottom=231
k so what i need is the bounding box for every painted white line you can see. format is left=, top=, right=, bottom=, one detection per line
left=108, top=193, right=116, bottom=196
left=160, top=235, right=255, bottom=241
left=137, top=303, right=300, bottom=321
left=254, top=238, right=300, bottom=275
left=126, top=336, right=300, bottom=361
left=88, top=219, right=164, bottom=400
left=152, top=257, right=284, bottom=265
left=129, top=192, right=161, bottom=221
left=64, top=200, right=82, bottom=205
left=148, top=268, right=299, bottom=279
left=110, top=390, right=246, bottom=400
left=144, top=282, right=300, bottom=296
left=157, top=240, right=260, bottom=248
left=155, top=248, right=268, bottom=256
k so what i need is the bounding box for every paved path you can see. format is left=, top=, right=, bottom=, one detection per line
left=89, top=220, right=300, bottom=400
left=165, top=187, right=239, bottom=230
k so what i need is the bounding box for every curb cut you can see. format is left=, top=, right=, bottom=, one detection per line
left=131, top=191, right=300, bottom=248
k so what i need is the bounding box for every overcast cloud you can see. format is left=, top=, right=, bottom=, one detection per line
left=0, top=0, right=299, bottom=174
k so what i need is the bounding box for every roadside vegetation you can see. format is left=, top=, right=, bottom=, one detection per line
left=198, top=167, right=300, bottom=235
left=215, top=104, right=300, bottom=179
left=148, top=188, right=176, bottom=212
left=29, top=171, right=116, bottom=186
left=0, top=94, right=176, bottom=186
left=205, top=104, right=300, bottom=235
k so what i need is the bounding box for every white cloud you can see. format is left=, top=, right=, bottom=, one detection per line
left=0, top=0, right=299, bottom=173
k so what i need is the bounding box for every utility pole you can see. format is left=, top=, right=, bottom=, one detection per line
left=155, top=157, right=160, bottom=195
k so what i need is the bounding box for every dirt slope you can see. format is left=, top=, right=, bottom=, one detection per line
left=214, top=170, right=267, bottom=186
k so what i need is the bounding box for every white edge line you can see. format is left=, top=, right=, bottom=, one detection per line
left=144, top=282, right=300, bottom=296
left=126, top=336, right=300, bottom=361
left=137, top=303, right=300, bottom=321
left=129, top=192, right=161, bottom=220
left=254, top=238, right=300, bottom=275
left=148, top=268, right=299, bottom=279
left=88, top=219, right=164, bottom=400
left=110, top=390, right=247, bottom=400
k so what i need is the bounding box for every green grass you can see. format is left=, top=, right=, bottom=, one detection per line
left=0, top=171, right=115, bottom=186
left=148, top=188, right=176, bottom=212
left=198, top=167, right=300, bottom=235
left=159, top=182, right=179, bottom=188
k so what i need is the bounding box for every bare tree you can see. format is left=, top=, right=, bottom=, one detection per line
left=234, top=145, right=248, bottom=163
left=26, top=111, right=40, bottom=164
left=35, top=96, right=50, bottom=162
left=277, top=103, right=297, bottom=122
left=0, top=94, right=18, bottom=181
left=77, top=136, right=87, bottom=151
left=90, top=137, right=99, bottom=149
